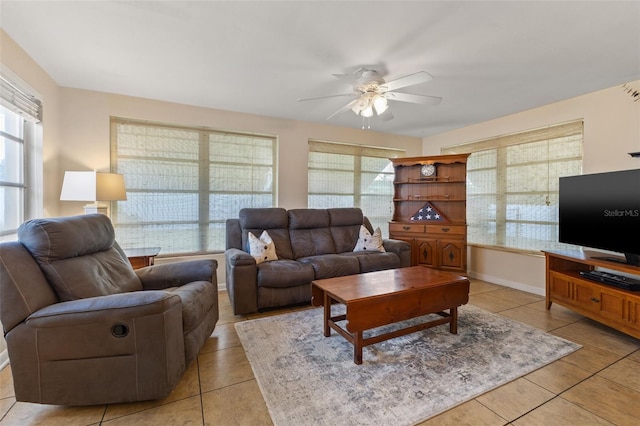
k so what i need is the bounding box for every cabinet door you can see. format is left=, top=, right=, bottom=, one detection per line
left=549, top=272, right=572, bottom=304
left=598, top=287, right=627, bottom=324
left=439, top=240, right=466, bottom=271
left=574, top=281, right=603, bottom=314
left=573, top=280, right=628, bottom=322
left=415, top=239, right=438, bottom=268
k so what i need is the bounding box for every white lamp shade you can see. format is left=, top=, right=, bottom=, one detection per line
left=361, top=105, right=374, bottom=118
left=373, top=96, right=388, bottom=114
left=60, top=171, right=127, bottom=202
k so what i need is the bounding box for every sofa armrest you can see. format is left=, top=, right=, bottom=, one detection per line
left=225, top=248, right=259, bottom=315
left=136, top=259, right=217, bottom=290
left=226, top=248, right=255, bottom=266
left=383, top=238, right=412, bottom=267
left=26, top=291, right=180, bottom=327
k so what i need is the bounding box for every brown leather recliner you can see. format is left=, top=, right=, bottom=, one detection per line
left=0, top=214, right=219, bottom=406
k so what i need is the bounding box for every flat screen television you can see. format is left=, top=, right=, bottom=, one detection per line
left=559, top=169, right=640, bottom=266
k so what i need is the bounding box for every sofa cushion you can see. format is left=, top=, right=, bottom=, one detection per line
left=256, top=260, right=315, bottom=289
left=17, top=214, right=142, bottom=301
left=240, top=207, right=288, bottom=229
left=328, top=208, right=363, bottom=253
left=328, top=208, right=364, bottom=227
left=240, top=208, right=293, bottom=260
left=353, top=226, right=386, bottom=253
left=340, top=251, right=401, bottom=273
left=288, top=209, right=336, bottom=258
left=247, top=231, right=278, bottom=264
left=298, top=254, right=360, bottom=279
left=257, top=285, right=311, bottom=311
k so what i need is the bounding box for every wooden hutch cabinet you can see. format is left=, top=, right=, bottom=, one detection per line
left=389, top=154, right=470, bottom=273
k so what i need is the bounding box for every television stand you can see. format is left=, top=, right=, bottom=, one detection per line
left=591, top=256, right=628, bottom=264
left=543, top=250, right=640, bottom=340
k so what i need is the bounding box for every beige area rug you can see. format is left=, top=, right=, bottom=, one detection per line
left=235, top=305, right=580, bottom=426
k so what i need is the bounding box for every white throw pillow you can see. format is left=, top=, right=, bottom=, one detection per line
left=248, top=230, right=278, bottom=264
left=353, top=225, right=386, bottom=253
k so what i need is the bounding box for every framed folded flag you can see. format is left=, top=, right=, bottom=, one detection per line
left=410, top=202, right=448, bottom=222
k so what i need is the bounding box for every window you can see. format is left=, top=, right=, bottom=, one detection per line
left=111, top=118, right=276, bottom=255
left=0, top=72, right=43, bottom=241
left=442, top=121, right=583, bottom=252
left=308, top=140, right=405, bottom=237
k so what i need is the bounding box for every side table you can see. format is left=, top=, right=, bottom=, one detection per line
left=123, top=247, right=161, bottom=269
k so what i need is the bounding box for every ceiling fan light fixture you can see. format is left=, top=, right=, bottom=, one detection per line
left=300, top=68, right=440, bottom=123
left=351, top=97, right=367, bottom=115
left=361, top=105, right=374, bottom=118
left=373, top=95, right=388, bottom=115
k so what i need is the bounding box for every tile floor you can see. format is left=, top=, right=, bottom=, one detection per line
left=1, top=279, right=639, bottom=425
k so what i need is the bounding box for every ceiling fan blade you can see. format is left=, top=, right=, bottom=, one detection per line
left=382, top=71, right=433, bottom=91
left=297, top=93, right=356, bottom=102
left=385, top=92, right=442, bottom=105
left=326, top=98, right=359, bottom=120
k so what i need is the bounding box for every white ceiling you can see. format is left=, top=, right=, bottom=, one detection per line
left=2, top=1, right=639, bottom=138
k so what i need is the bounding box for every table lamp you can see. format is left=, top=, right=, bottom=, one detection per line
left=60, top=171, right=127, bottom=215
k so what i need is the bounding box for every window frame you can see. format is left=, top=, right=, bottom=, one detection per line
left=0, top=111, right=25, bottom=238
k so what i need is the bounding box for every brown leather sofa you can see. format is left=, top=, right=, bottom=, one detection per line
left=225, top=207, right=411, bottom=315
left=0, top=214, right=219, bottom=405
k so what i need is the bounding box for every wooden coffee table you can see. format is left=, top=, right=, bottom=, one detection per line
left=311, top=266, right=470, bottom=364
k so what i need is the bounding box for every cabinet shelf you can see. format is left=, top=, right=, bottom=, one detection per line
left=394, top=196, right=465, bottom=202
left=394, top=177, right=466, bottom=184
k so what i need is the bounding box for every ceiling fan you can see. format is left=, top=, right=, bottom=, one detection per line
left=297, top=68, right=442, bottom=125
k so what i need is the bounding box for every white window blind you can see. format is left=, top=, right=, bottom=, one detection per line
left=308, top=140, right=405, bottom=237
left=111, top=118, right=276, bottom=255
left=442, top=120, right=583, bottom=252
left=0, top=74, right=43, bottom=123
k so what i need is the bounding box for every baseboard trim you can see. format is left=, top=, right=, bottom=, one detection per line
left=0, top=349, right=9, bottom=370
left=468, top=270, right=545, bottom=297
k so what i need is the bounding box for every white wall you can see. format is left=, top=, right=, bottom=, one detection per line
left=423, top=82, right=640, bottom=294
